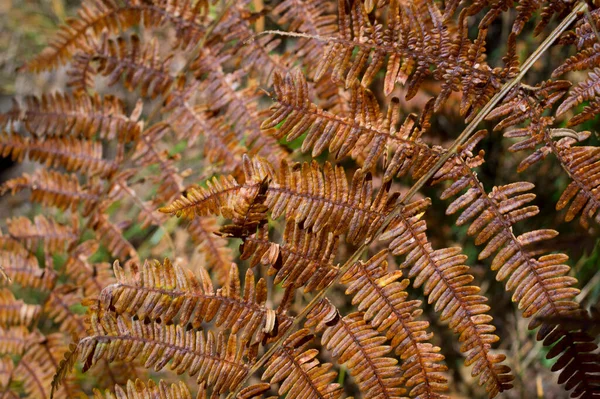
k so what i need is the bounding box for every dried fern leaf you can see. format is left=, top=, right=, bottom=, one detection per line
left=93, top=379, right=192, bottom=399
left=556, top=68, right=600, bottom=126
left=189, top=45, right=288, bottom=166
left=0, top=289, right=40, bottom=327
left=0, top=132, right=117, bottom=178
left=487, top=83, right=600, bottom=228
left=213, top=3, right=288, bottom=82
left=73, top=314, right=251, bottom=394
left=1, top=169, right=101, bottom=216
left=241, top=220, right=340, bottom=292
left=0, top=244, right=57, bottom=290
left=271, top=0, right=338, bottom=71
left=0, top=327, right=40, bottom=356
left=162, top=155, right=401, bottom=245
left=44, top=285, right=88, bottom=340
left=64, top=241, right=114, bottom=298
left=69, top=34, right=175, bottom=98
left=261, top=328, right=343, bottom=399
left=379, top=198, right=513, bottom=397
left=97, top=259, right=291, bottom=344
left=6, top=215, right=78, bottom=253
left=23, top=0, right=208, bottom=72
left=263, top=70, right=440, bottom=176
left=164, top=91, right=246, bottom=163
left=2, top=93, right=141, bottom=142
left=438, top=156, right=600, bottom=398
left=308, top=300, right=407, bottom=399
left=341, top=250, right=449, bottom=399
left=87, top=208, right=139, bottom=262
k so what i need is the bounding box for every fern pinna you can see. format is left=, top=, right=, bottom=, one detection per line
left=0, top=0, right=599, bottom=398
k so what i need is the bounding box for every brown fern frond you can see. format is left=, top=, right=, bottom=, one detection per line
left=93, top=379, right=193, bottom=399
left=2, top=93, right=141, bottom=142
left=307, top=300, right=407, bottom=399
left=556, top=68, right=600, bottom=126
left=97, top=258, right=291, bottom=344
left=22, top=0, right=208, bottom=73
left=188, top=216, right=234, bottom=285
left=214, top=3, right=288, bottom=82
left=163, top=91, right=247, bottom=164
left=553, top=144, right=600, bottom=228
left=64, top=241, right=115, bottom=298
left=436, top=156, right=600, bottom=397
left=87, top=207, right=139, bottom=262
left=0, top=244, right=57, bottom=290
left=189, top=45, right=288, bottom=166
left=271, top=0, right=338, bottom=70
left=69, top=34, right=175, bottom=98
left=159, top=173, right=242, bottom=219
left=263, top=70, right=441, bottom=176
left=0, top=169, right=101, bottom=216
left=341, top=249, right=449, bottom=399
left=0, top=290, right=40, bottom=327
left=240, top=220, right=340, bottom=292
left=44, top=285, right=88, bottom=340
left=73, top=313, right=252, bottom=395
left=162, top=155, right=401, bottom=245
left=217, top=171, right=270, bottom=239
left=0, top=327, right=41, bottom=356
left=487, top=83, right=600, bottom=228
left=261, top=328, right=343, bottom=399
left=0, top=132, right=118, bottom=178
left=6, top=215, right=78, bottom=253
left=12, top=349, right=55, bottom=397
left=379, top=198, right=513, bottom=397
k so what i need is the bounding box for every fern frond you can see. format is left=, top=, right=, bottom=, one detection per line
left=0, top=327, right=40, bottom=355
left=0, top=132, right=117, bottom=178
left=44, top=285, right=88, bottom=339
left=308, top=300, right=406, bottom=399
left=97, top=259, right=291, bottom=344
left=132, top=125, right=189, bottom=204
left=271, top=0, right=338, bottom=70
left=0, top=245, right=57, bottom=290
left=1, top=170, right=101, bottom=216
left=162, top=155, right=401, bottom=245
left=556, top=67, right=600, bottom=126
left=6, top=215, right=78, bottom=253
left=69, top=34, right=175, bottom=98
left=189, top=45, right=288, bottom=166
left=74, top=314, right=252, bottom=394
left=263, top=70, right=440, bottom=176
left=93, top=379, right=193, bottom=399
left=0, top=289, right=40, bottom=327
left=261, top=328, right=343, bottom=399
left=64, top=241, right=115, bottom=298
left=341, top=250, right=449, bottom=399
left=487, top=83, right=600, bottom=227
left=379, top=198, right=513, bottom=397
left=2, top=93, right=141, bottom=142
left=164, top=91, right=246, bottom=163
left=159, top=174, right=242, bottom=219
left=241, top=220, right=340, bottom=292
left=87, top=208, right=139, bottom=261
left=214, top=3, right=287, bottom=82
left=23, top=0, right=208, bottom=72
left=437, top=156, right=600, bottom=398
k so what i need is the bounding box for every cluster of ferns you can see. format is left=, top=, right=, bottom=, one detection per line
left=0, top=0, right=599, bottom=397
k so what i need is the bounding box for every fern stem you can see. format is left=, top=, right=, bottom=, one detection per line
left=227, top=3, right=587, bottom=397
